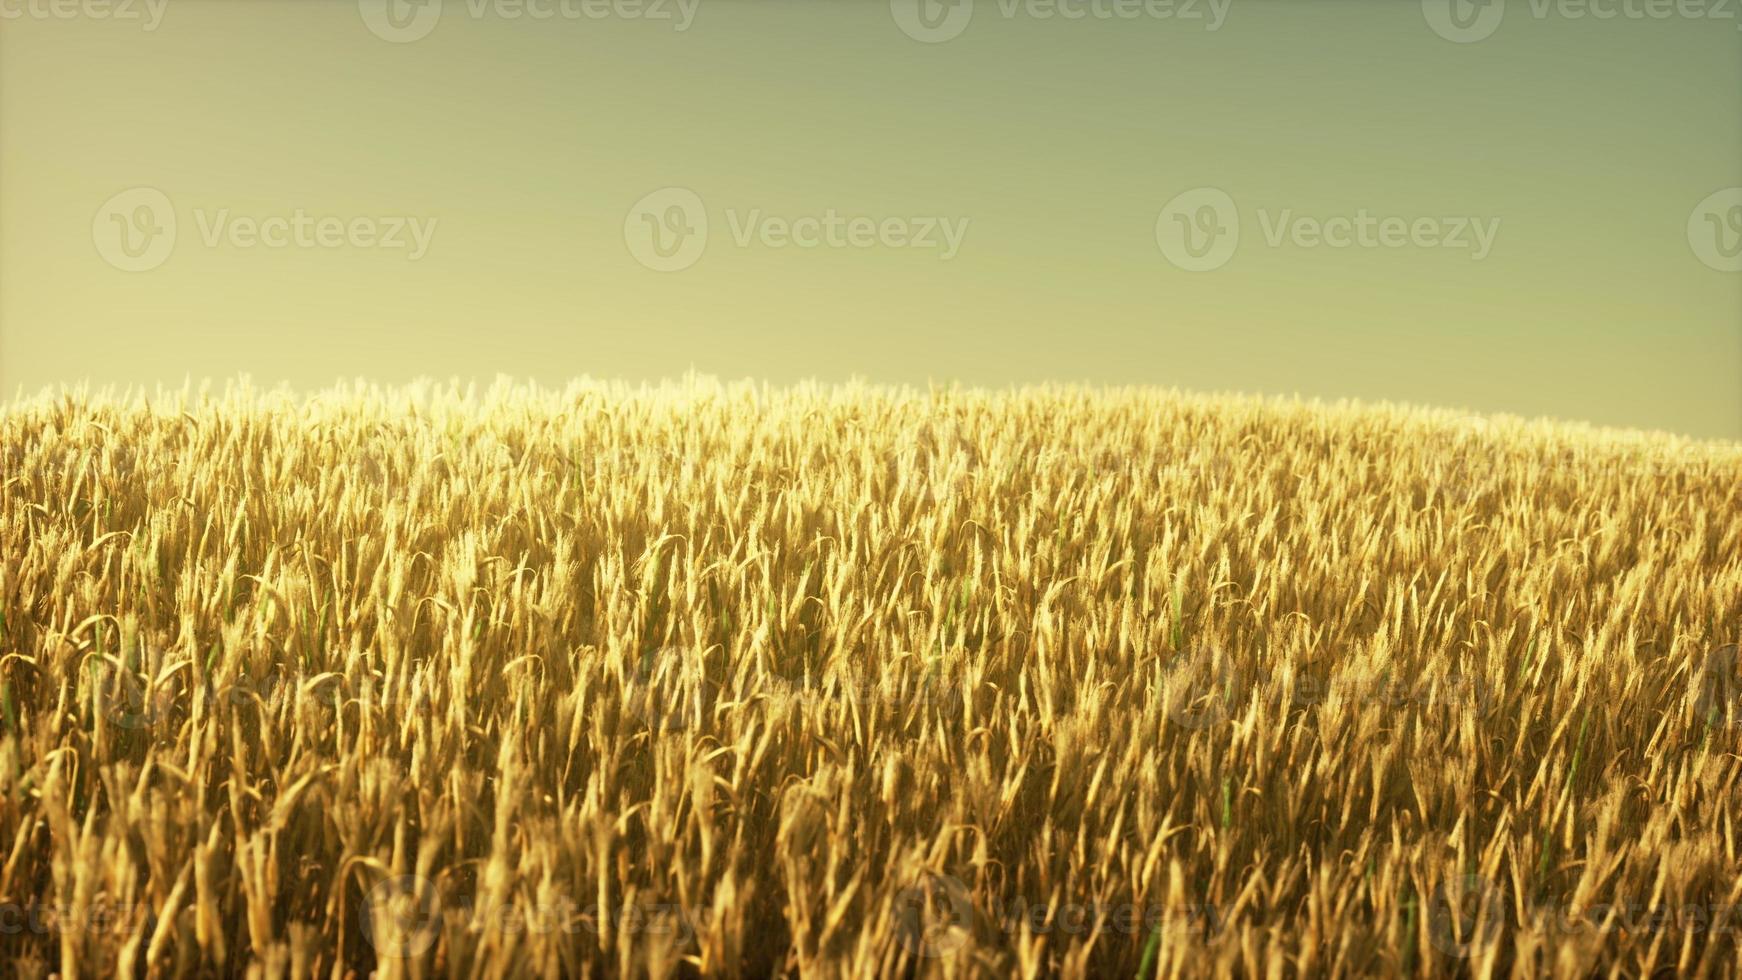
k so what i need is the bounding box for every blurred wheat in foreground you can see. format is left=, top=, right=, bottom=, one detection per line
left=1, top=378, right=1740, bottom=979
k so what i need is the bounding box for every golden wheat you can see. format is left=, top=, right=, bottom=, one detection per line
left=1, top=377, right=1739, bottom=979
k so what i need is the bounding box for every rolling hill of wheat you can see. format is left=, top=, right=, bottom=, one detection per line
left=1, top=378, right=1739, bottom=978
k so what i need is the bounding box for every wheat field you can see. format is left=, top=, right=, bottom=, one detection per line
left=1, top=378, right=1739, bottom=978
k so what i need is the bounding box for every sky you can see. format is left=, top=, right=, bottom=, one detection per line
left=2, top=0, right=1739, bottom=439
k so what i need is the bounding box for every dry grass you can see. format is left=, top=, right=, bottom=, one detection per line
left=1, top=377, right=1740, bottom=979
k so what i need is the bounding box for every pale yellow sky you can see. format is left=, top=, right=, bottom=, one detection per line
left=2, top=1, right=1739, bottom=438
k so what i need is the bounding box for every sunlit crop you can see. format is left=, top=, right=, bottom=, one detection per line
left=1, top=378, right=1739, bottom=978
